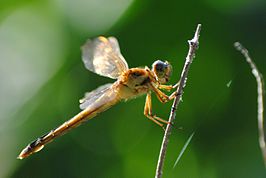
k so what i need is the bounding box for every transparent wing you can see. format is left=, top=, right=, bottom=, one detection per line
left=79, top=83, right=114, bottom=110
left=81, top=36, right=129, bottom=79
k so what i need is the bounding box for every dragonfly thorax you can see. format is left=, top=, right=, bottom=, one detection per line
left=116, top=68, right=151, bottom=99
left=124, top=68, right=150, bottom=87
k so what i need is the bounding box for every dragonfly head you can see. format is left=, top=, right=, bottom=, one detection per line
left=152, top=60, right=172, bottom=84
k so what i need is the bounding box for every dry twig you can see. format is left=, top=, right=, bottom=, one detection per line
left=234, top=42, right=266, bottom=167
left=155, top=24, right=201, bottom=178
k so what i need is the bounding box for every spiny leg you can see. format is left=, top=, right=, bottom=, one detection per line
left=143, top=70, right=179, bottom=103
left=144, top=92, right=170, bottom=129
left=145, top=67, right=179, bottom=92
left=144, top=93, right=163, bottom=127
left=149, top=84, right=178, bottom=103
left=159, top=81, right=180, bottom=91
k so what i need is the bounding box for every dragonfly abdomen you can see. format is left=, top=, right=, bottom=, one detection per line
left=18, top=94, right=120, bottom=159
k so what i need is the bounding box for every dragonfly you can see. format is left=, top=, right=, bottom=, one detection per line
left=18, top=36, right=179, bottom=159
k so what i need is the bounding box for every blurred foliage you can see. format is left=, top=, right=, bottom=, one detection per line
left=0, top=0, right=266, bottom=177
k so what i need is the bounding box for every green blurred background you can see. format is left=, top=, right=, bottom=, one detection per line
left=0, top=0, right=265, bottom=177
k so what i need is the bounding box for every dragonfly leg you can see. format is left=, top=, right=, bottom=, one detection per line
left=145, top=66, right=179, bottom=103
left=144, top=92, right=170, bottom=128
left=145, top=67, right=180, bottom=92
left=159, top=81, right=180, bottom=91
left=149, top=84, right=178, bottom=103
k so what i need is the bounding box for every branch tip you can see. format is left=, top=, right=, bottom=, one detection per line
left=155, top=24, right=202, bottom=178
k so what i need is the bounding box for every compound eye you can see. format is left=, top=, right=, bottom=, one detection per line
left=152, top=60, right=172, bottom=84
left=152, top=60, right=168, bottom=75
left=155, top=62, right=166, bottom=72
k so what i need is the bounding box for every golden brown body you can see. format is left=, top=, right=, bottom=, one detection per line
left=18, top=36, right=179, bottom=159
